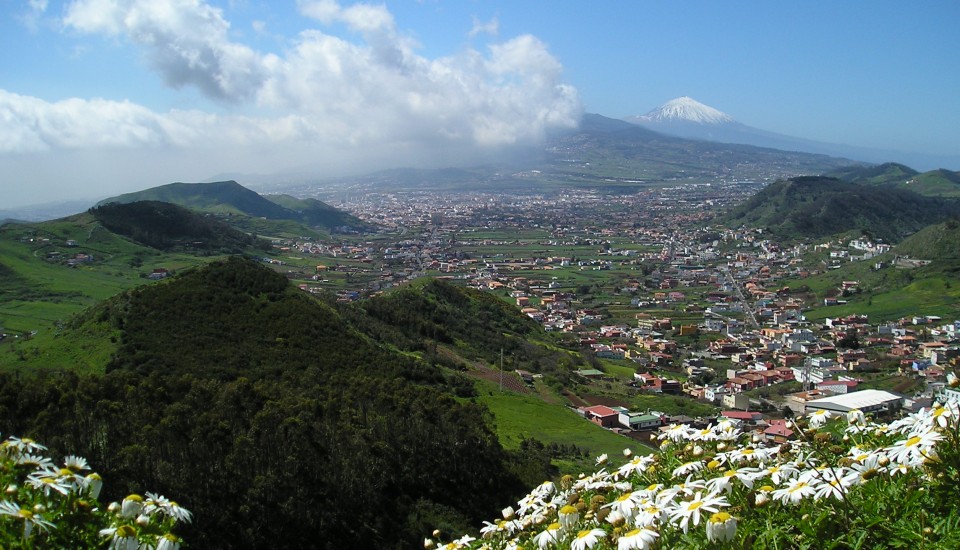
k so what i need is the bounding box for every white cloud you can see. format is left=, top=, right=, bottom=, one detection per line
left=469, top=15, right=499, bottom=38
left=2, top=0, right=583, bottom=204
left=64, top=0, right=267, bottom=101
left=297, top=0, right=395, bottom=33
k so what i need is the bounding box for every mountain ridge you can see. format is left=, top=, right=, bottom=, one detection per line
left=98, top=180, right=368, bottom=232
left=722, top=175, right=960, bottom=242
left=626, top=97, right=960, bottom=171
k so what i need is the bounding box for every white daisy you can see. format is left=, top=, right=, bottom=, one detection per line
left=667, top=491, right=728, bottom=533
left=617, top=527, right=659, bottom=550
left=570, top=527, right=607, bottom=550
left=771, top=479, right=815, bottom=505
left=887, top=429, right=942, bottom=466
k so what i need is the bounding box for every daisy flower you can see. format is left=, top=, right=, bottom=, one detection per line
left=605, top=491, right=644, bottom=520
left=25, top=471, right=72, bottom=497
left=705, top=466, right=760, bottom=494
left=157, top=534, right=183, bottom=550
left=62, top=455, right=90, bottom=472
left=558, top=505, right=580, bottom=530
left=100, top=524, right=140, bottom=550
left=617, top=527, right=659, bottom=550
left=671, top=460, right=704, bottom=479
left=771, top=479, right=816, bottom=505
left=0, top=500, right=55, bottom=539
left=705, top=511, right=737, bottom=543
left=887, top=429, right=943, bottom=466
left=532, top=522, right=562, bottom=549
left=846, top=409, right=866, bottom=427
left=760, top=463, right=800, bottom=485
left=634, top=502, right=666, bottom=528
left=617, top=456, right=654, bottom=479
left=667, top=491, right=728, bottom=533
left=570, top=527, right=608, bottom=550
left=807, top=409, right=831, bottom=428
left=659, top=424, right=693, bottom=442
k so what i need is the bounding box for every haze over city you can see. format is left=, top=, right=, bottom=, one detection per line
left=2, top=0, right=958, bottom=208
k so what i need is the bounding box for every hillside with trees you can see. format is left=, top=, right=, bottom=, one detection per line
left=722, top=176, right=960, bottom=243
left=0, top=257, right=551, bottom=548
left=98, top=180, right=368, bottom=232
left=828, top=163, right=960, bottom=197
left=89, top=201, right=270, bottom=253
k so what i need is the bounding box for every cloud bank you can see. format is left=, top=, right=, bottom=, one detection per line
left=2, top=0, right=581, bottom=198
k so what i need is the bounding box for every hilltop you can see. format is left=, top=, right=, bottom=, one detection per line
left=895, top=219, right=960, bottom=260
left=722, top=176, right=960, bottom=243
left=828, top=163, right=960, bottom=197
left=98, top=180, right=368, bottom=232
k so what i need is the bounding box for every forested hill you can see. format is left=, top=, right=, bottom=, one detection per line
left=89, top=200, right=270, bottom=253
left=895, top=219, right=960, bottom=260
left=97, top=180, right=368, bottom=231
left=722, top=176, right=960, bottom=243
left=0, top=257, right=545, bottom=549
left=827, top=163, right=960, bottom=197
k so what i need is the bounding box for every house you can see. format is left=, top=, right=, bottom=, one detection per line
left=579, top=405, right=620, bottom=428
left=764, top=419, right=795, bottom=442
left=619, top=412, right=665, bottom=431
left=720, top=410, right=762, bottom=423
left=722, top=393, right=752, bottom=411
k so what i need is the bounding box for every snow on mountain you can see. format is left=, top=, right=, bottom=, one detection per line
left=623, top=97, right=959, bottom=170
left=633, top=96, right=735, bottom=124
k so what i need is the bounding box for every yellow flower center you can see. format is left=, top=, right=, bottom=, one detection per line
left=905, top=436, right=922, bottom=447
left=688, top=500, right=704, bottom=511
left=709, top=512, right=731, bottom=523
left=617, top=492, right=632, bottom=502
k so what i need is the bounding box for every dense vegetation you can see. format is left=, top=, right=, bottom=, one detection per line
left=826, top=162, right=919, bottom=186
left=828, top=163, right=960, bottom=197
left=0, top=258, right=549, bottom=548
left=97, top=180, right=367, bottom=231
left=895, top=219, right=960, bottom=260
left=723, top=176, right=960, bottom=242
left=90, top=201, right=270, bottom=253
left=356, top=278, right=585, bottom=388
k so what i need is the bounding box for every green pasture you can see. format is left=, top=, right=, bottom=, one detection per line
left=473, top=379, right=649, bottom=472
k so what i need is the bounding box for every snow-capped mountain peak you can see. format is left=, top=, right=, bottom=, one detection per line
left=638, top=96, right=734, bottom=124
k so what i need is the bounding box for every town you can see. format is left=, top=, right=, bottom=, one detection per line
left=248, top=180, right=959, bottom=446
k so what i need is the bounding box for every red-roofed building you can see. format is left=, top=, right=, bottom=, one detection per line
left=764, top=419, right=795, bottom=443
left=721, top=411, right=762, bottom=422
left=817, top=380, right=859, bottom=395
left=580, top=405, right=620, bottom=428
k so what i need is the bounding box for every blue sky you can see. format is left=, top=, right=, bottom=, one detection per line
left=2, top=1, right=959, bottom=208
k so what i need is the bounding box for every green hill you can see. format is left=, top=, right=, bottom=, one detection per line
left=895, top=219, right=960, bottom=260
left=263, top=193, right=370, bottom=231
left=829, top=164, right=960, bottom=197
left=89, top=201, right=270, bottom=253
left=826, top=162, right=919, bottom=186
left=0, top=257, right=540, bottom=549
left=99, top=180, right=368, bottom=231
left=904, top=169, right=960, bottom=197
left=722, top=176, right=960, bottom=243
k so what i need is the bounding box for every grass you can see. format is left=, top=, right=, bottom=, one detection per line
left=805, top=275, right=960, bottom=322
left=472, top=379, right=648, bottom=472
